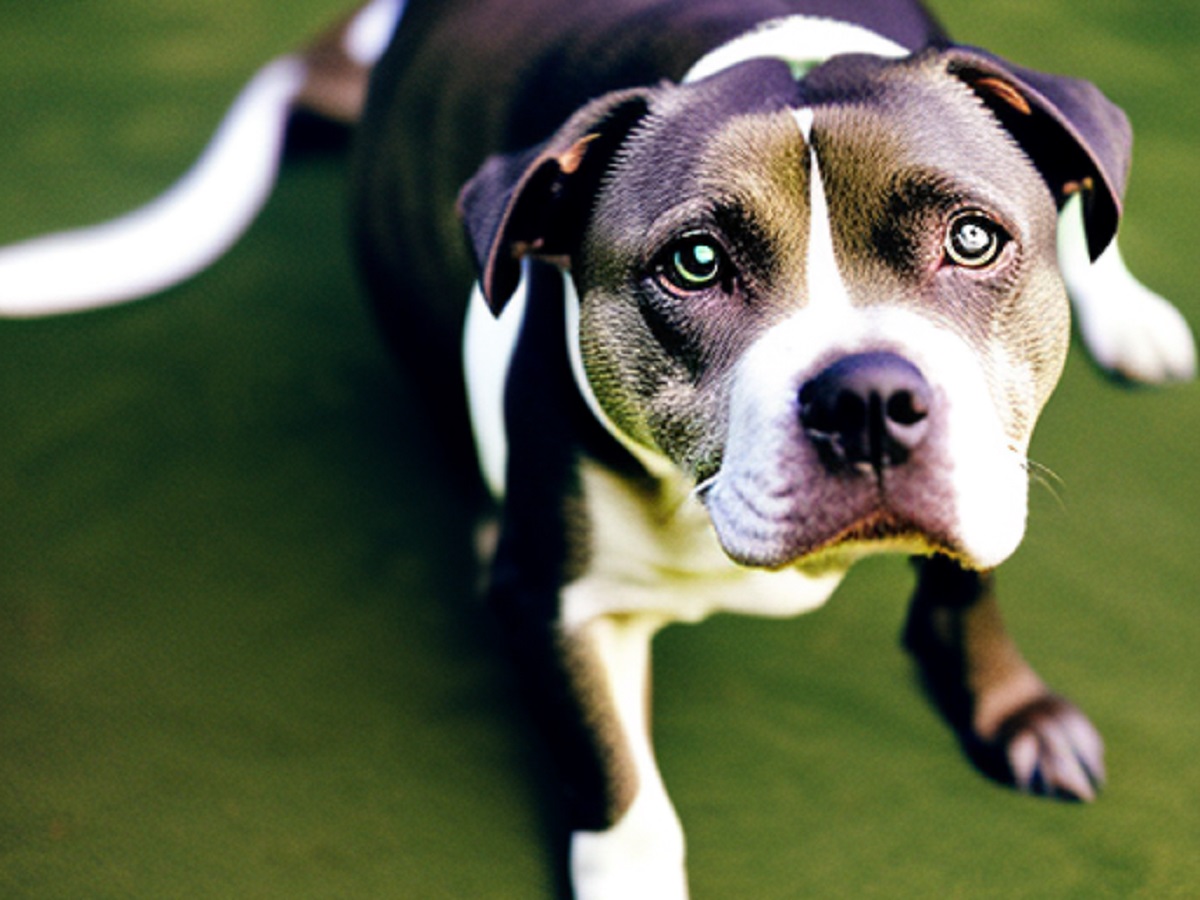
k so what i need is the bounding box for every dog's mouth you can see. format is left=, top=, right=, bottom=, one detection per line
left=697, top=469, right=964, bottom=572
left=794, top=507, right=959, bottom=568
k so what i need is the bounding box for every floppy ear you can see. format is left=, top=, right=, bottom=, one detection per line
left=941, top=47, right=1132, bottom=261
left=457, top=89, right=653, bottom=315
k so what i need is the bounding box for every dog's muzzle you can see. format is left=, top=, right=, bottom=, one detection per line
left=700, top=344, right=972, bottom=570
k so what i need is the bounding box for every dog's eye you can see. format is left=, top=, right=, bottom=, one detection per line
left=944, top=213, right=1008, bottom=268
left=658, top=235, right=728, bottom=293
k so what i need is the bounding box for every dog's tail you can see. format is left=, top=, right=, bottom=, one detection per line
left=0, top=0, right=405, bottom=318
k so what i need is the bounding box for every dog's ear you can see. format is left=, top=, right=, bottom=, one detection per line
left=940, top=47, right=1131, bottom=260
left=458, top=90, right=653, bottom=315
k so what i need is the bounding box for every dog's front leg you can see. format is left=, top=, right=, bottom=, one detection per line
left=903, top=555, right=1104, bottom=801
left=490, top=574, right=685, bottom=899
left=562, top=612, right=686, bottom=900
left=476, top=261, right=688, bottom=898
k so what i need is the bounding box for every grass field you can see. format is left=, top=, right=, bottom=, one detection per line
left=0, top=2, right=1197, bottom=897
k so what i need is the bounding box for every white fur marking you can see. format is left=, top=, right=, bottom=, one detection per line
left=683, top=14, right=908, bottom=84
left=792, top=108, right=853, bottom=313
left=568, top=614, right=688, bottom=900
left=561, top=461, right=843, bottom=631
left=0, top=56, right=307, bottom=317
left=793, top=107, right=814, bottom=142
left=1057, top=193, right=1196, bottom=383
left=344, top=0, right=406, bottom=67
left=463, top=274, right=528, bottom=499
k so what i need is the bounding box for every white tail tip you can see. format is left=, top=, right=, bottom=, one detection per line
left=0, top=56, right=307, bottom=318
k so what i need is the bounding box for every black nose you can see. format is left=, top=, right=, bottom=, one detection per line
left=798, top=352, right=932, bottom=472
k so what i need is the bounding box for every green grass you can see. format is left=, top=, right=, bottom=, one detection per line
left=0, top=2, right=1197, bottom=897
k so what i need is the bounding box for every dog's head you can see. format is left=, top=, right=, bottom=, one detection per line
left=460, top=47, right=1131, bottom=573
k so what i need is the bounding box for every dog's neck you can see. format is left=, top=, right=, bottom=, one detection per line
left=683, top=14, right=908, bottom=84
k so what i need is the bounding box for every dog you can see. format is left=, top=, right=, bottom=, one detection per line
left=1, top=2, right=1195, bottom=897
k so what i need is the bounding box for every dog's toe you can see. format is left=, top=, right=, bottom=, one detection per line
left=991, top=695, right=1105, bottom=802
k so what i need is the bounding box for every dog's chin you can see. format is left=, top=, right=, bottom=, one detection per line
left=713, top=512, right=957, bottom=573
left=700, top=480, right=1005, bottom=574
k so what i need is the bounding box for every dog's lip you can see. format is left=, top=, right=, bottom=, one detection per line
left=700, top=475, right=962, bottom=570
left=798, top=510, right=958, bottom=562
left=781, top=512, right=959, bottom=571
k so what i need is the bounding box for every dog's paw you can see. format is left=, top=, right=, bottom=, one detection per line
left=981, top=695, right=1106, bottom=802
left=1072, top=266, right=1197, bottom=384
left=570, top=863, right=689, bottom=900
left=570, top=798, right=689, bottom=900
left=1059, top=211, right=1197, bottom=384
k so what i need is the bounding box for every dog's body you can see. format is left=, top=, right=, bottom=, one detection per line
left=1, top=2, right=1195, bottom=897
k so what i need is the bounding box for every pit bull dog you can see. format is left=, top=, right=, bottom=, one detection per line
left=1, top=1, right=1194, bottom=897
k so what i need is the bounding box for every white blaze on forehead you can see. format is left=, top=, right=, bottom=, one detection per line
left=792, top=107, right=853, bottom=314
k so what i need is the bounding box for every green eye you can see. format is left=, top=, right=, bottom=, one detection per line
left=660, top=235, right=726, bottom=292
left=945, top=212, right=1008, bottom=268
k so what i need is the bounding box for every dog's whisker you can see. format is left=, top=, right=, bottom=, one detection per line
left=1024, top=456, right=1068, bottom=511
left=690, top=472, right=719, bottom=502
left=659, top=474, right=717, bottom=522
left=1024, top=457, right=1065, bottom=489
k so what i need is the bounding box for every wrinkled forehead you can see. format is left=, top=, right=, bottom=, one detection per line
left=596, top=59, right=806, bottom=222
left=599, top=53, right=1048, bottom=232
left=798, top=53, right=1050, bottom=212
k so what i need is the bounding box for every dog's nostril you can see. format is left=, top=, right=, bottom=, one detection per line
left=799, top=352, right=933, bottom=472
left=886, top=390, right=928, bottom=427
left=832, top=391, right=867, bottom=430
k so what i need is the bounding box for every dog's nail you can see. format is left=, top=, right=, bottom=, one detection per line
left=1001, top=699, right=1104, bottom=802
left=1008, top=731, right=1040, bottom=792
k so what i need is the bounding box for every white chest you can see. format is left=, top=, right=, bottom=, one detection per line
left=560, top=460, right=844, bottom=632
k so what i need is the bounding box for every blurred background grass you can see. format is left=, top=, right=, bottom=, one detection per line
left=0, top=2, right=1196, bottom=897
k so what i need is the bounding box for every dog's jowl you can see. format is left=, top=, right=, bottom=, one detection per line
left=1, top=1, right=1194, bottom=897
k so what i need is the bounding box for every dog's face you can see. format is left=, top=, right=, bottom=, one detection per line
left=574, top=55, right=1070, bottom=572
left=462, top=49, right=1130, bottom=574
